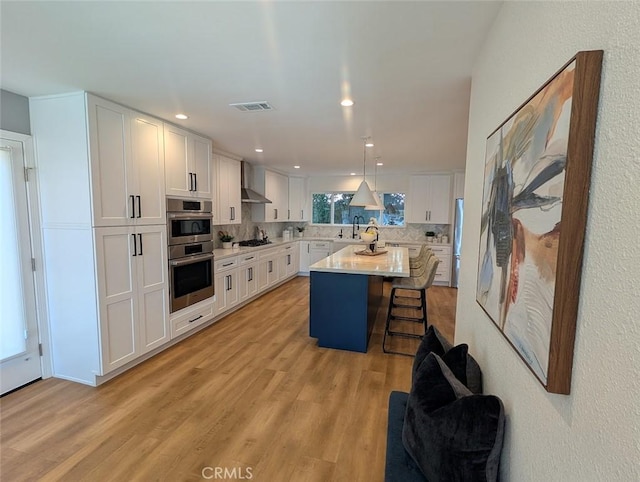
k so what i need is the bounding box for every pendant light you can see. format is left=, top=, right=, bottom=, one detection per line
left=350, top=136, right=379, bottom=207
left=365, top=157, right=385, bottom=211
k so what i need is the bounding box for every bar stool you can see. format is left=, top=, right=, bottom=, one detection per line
left=382, top=254, right=439, bottom=356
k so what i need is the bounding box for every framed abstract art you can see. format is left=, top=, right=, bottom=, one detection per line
left=476, top=50, right=603, bottom=394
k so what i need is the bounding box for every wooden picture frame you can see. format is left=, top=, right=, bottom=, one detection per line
left=476, top=50, right=603, bottom=394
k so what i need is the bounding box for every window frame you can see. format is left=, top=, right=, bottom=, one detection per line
left=310, top=191, right=406, bottom=227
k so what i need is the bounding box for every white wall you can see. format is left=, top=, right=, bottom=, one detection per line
left=308, top=173, right=408, bottom=194
left=457, top=2, right=640, bottom=481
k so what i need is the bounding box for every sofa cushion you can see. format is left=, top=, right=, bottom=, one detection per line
left=402, top=353, right=505, bottom=482
left=413, top=325, right=483, bottom=394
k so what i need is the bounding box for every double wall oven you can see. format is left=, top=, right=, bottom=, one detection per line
left=167, top=198, right=215, bottom=313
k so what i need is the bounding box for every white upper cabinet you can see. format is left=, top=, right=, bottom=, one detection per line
left=407, top=174, right=452, bottom=224
left=252, top=168, right=289, bottom=222
left=288, top=176, right=307, bottom=222
left=130, top=114, right=166, bottom=225
left=215, top=153, right=242, bottom=224
left=164, top=123, right=212, bottom=199
left=87, top=95, right=166, bottom=227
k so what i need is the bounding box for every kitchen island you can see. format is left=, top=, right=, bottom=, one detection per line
left=309, top=246, right=410, bottom=352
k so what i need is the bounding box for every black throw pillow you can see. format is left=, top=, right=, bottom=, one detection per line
left=413, top=325, right=483, bottom=394
left=412, top=326, right=446, bottom=379
left=413, top=326, right=468, bottom=386
left=402, top=353, right=505, bottom=482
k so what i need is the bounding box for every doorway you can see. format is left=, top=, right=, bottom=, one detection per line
left=0, top=135, right=41, bottom=394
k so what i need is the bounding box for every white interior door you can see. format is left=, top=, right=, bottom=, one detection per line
left=0, top=137, right=41, bottom=394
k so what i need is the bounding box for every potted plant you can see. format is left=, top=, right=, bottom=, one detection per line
left=296, top=225, right=305, bottom=237
left=218, top=231, right=234, bottom=249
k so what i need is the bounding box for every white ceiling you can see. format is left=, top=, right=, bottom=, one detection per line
left=1, top=1, right=501, bottom=176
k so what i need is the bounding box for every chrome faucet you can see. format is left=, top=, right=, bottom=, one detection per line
left=352, top=215, right=365, bottom=239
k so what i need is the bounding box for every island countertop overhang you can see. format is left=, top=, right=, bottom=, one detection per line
left=309, top=246, right=410, bottom=277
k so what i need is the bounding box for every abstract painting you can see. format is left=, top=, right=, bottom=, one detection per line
left=476, top=51, right=603, bottom=394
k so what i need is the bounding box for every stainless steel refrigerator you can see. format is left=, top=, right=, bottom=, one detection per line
left=451, top=198, right=463, bottom=288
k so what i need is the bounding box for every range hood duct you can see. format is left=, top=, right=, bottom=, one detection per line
left=241, top=161, right=272, bottom=203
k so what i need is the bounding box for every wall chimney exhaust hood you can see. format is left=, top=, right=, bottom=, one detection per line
left=241, top=161, right=272, bottom=203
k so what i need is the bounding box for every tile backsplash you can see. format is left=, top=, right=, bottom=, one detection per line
left=214, top=204, right=450, bottom=247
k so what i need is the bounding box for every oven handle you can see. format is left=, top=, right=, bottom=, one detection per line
left=167, top=212, right=213, bottom=220
left=170, top=253, right=214, bottom=267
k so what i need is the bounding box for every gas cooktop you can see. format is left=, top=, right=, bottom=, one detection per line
left=238, top=239, right=272, bottom=247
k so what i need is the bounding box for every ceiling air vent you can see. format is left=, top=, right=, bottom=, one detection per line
left=229, top=101, right=274, bottom=112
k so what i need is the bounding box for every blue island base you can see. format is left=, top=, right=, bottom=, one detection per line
left=309, top=271, right=383, bottom=353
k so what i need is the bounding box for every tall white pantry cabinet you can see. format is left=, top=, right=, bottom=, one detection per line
left=30, top=92, right=170, bottom=386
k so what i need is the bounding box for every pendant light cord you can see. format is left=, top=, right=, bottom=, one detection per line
left=362, top=137, right=368, bottom=182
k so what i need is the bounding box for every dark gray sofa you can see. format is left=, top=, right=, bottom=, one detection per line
left=384, top=326, right=505, bottom=482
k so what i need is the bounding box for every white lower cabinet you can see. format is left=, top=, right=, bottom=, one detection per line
left=299, top=240, right=333, bottom=274
left=258, top=248, right=279, bottom=291
left=279, top=243, right=298, bottom=280
left=310, top=241, right=333, bottom=265
left=94, top=225, right=169, bottom=373
left=238, top=253, right=259, bottom=302
left=170, top=299, right=215, bottom=339
left=214, top=257, right=239, bottom=316
left=429, top=245, right=452, bottom=285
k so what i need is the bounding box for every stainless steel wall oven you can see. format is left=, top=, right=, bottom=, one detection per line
left=167, top=198, right=214, bottom=313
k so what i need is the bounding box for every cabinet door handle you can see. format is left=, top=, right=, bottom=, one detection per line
left=425, top=210, right=428, bottom=221
left=288, top=209, right=291, bottom=220
left=193, top=173, right=197, bottom=192
left=130, top=195, right=135, bottom=218
left=230, top=206, right=235, bottom=221
left=301, top=210, right=304, bottom=219
left=268, top=260, right=273, bottom=273
left=307, top=244, right=310, bottom=253
left=287, top=254, right=291, bottom=265
left=274, top=208, right=278, bottom=220
left=138, top=233, right=143, bottom=255
left=136, top=196, right=141, bottom=218
left=223, top=262, right=234, bottom=267
left=226, top=274, right=232, bottom=291
left=248, top=267, right=253, bottom=282
left=188, top=315, right=203, bottom=323
left=132, top=234, right=137, bottom=256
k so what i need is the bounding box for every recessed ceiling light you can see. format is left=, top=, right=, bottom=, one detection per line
left=377, top=162, right=383, bottom=166
left=341, top=99, right=354, bottom=107
left=294, top=165, right=300, bottom=169
left=255, top=148, right=263, bottom=153
left=350, top=172, right=356, bottom=176
left=365, top=142, right=374, bottom=147
left=175, top=114, right=188, bottom=120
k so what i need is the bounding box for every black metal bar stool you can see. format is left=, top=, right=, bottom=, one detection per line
left=382, top=254, right=439, bottom=356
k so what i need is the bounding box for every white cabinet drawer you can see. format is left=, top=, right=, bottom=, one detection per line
left=311, top=241, right=332, bottom=250
left=215, top=257, right=238, bottom=272
left=429, top=245, right=451, bottom=255
left=239, top=253, right=258, bottom=265
left=170, top=300, right=214, bottom=338
left=259, top=247, right=280, bottom=259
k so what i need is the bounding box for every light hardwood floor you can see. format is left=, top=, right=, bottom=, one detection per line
left=0, top=277, right=456, bottom=482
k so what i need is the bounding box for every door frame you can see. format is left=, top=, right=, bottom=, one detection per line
left=1, top=129, right=53, bottom=380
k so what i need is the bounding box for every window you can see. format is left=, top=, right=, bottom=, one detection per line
left=312, top=192, right=405, bottom=226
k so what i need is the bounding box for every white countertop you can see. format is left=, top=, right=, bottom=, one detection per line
left=309, top=245, right=410, bottom=277
left=213, top=237, right=295, bottom=260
